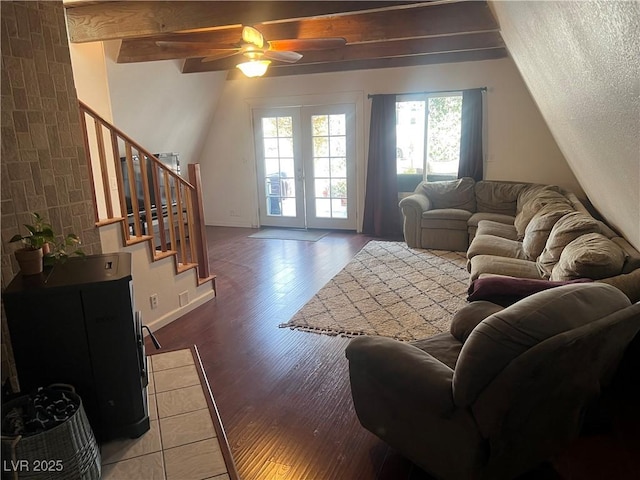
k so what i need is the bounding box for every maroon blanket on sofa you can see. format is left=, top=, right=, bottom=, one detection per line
left=467, top=276, right=593, bottom=306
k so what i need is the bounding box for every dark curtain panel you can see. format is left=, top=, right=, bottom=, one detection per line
left=362, top=94, right=402, bottom=238
left=458, top=88, right=484, bottom=181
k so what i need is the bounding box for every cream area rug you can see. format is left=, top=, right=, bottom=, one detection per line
left=280, top=240, right=469, bottom=341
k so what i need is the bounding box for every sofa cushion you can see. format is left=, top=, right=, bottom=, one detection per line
left=474, top=181, right=529, bottom=215
left=410, top=332, right=463, bottom=370
left=522, top=203, right=575, bottom=260
left=514, top=187, right=571, bottom=239
left=467, top=235, right=527, bottom=262
left=515, top=184, right=563, bottom=214
left=597, top=268, right=640, bottom=303
left=450, top=301, right=505, bottom=343
left=536, top=212, right=603, bottom=277
left=612, top=237, right=640, bottom=273
left=475, top=220, right=519, bottom=241
left=421, top=177, right=476, bottom=211
left=452, top=283, right=631, bottom=407
left=468, top=213, right=516, bottom=243
left=467, top=212, right=516, bottom=230
left=469, top=255, right=541, bottom=282
left=550, top=233, right=627, bottom=281
left=421, top=208, right=472, bottom=230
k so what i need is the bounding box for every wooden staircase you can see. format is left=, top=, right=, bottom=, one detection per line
left=78, top=101, right=215, bottom=291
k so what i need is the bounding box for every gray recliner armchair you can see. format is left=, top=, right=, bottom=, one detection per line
left=346, top=283, right=640, bottom=480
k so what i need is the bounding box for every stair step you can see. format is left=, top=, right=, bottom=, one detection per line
left=198, top=275, right=217, bottom=291
left=176, top=262, right=198, bottom=274
left=126, top=234, right=154, bottom=246
left=154, top=250, right=178, bottom=261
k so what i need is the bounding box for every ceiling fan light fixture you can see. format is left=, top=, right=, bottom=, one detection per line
left=236, top=59, right=271, bottom=78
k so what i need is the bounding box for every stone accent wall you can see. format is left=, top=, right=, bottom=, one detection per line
left=1, top=1, right=102, bottom=392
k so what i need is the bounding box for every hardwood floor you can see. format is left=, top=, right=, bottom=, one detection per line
left=147, top=226, right=639, bottom=480
left=147, top=226, right=429, bottom=479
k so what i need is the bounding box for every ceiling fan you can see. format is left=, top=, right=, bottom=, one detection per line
left=156, top=26, right=346, bottom=77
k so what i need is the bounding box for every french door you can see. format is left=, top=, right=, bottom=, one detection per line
left=254, top=104, right=356, bottom=230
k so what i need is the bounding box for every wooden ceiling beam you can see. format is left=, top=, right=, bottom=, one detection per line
left=117, top=1, right=498, bottom=64
left=222, top=48, right=508, bottom=79
left=181, top=32, right=505, bottom=73
left=65, top=0, right=424, bottom=43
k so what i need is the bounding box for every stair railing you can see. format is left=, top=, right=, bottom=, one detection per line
left=78, top=101, right=210, bottom=281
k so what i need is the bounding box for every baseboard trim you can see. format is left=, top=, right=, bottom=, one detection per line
left=144, top=289, right=215, bottom=333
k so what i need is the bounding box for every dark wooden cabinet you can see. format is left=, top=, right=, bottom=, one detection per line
left=3, top=253, right=150, bottom=441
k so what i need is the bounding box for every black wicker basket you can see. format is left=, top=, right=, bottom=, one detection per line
left=1, top=385, right=100, bottom=480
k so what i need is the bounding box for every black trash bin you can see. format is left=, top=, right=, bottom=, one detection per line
left=267, top=173, right=283, bottom=215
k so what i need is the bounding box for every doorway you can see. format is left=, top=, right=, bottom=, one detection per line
left=253, top=104, right=356, bottom=230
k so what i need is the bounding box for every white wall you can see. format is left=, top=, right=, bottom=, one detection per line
left=198, top=57, right=581, bottom=230
left=491, top=0, right=640, bottom=251
left=102, top=40, right=226, bottom=171
left=69, top=41, right=113, bottom=121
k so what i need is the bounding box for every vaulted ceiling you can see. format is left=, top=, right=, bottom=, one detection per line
left=64, top=0, right=507, bottom=79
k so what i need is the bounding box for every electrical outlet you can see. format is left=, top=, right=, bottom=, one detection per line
left=150, top=293, right=158, bottom=309
left=179, top=291, right=189, bottom=307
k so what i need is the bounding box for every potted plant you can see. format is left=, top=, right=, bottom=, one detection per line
left=9, top=213, right=85, bottom=275
left=9, top=213, right=55, bottom=275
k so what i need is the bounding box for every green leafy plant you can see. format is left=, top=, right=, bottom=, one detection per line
left=10, top=212, right=85, bottom=265
left=44, top=232, right=85, bottom=266
left=9, top=212, right=55, bottom=250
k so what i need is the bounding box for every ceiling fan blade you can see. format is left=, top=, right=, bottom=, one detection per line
left=201, top=51, right=242, bottom=63
left=263, top=50, right=303, bottom=63
left=268, top=38, right=346, bottom=52
left=242, top=26, right=264, bottom=49
left=155, top=41, right=237, bottom=51
left=155, top=41, right=240, bottom=59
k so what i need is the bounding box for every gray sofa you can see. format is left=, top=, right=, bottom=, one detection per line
left=346, top=283, right=640, bottom=480
left=399, top=178, right=640, bottom=301
left=400, top=177, right=591, bottom=251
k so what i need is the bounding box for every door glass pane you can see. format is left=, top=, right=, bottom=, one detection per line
left=314, top=157, right=331, bottom=176
left=311, top=113, right=348, bottom=219
left=262, top=116, right=296, bottom=217
left=313, top=136, right=329, bottom=157
left=265, top=157, right=280, bottom=176
left=331, top=179, right=347, bottom=198
left=331, top=199, right=347, bottom=218
left=329, top=114, right=346, bottom=135
left=330, top=157, right=346, bottom=177
left=277, top=116, right=293, bottom=136
left=278, top=137, right=293, bottom=157
left=314, top=178, right=330, bottom=198
left=315, top=198, right=331, bottom=218
left=262, top=117, right=278, bottom=137
left=280, top=157, right=294, bottom=177
left=312, top=115, right=329, bottom=136
left=263, top=138, right=279, bottom=158
left=329, top=136, right=346, bottom=156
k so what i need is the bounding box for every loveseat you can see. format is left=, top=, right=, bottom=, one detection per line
left=399, top=178, right=640, bottom=301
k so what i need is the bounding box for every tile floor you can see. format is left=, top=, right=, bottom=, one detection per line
left=100, top=349, right=231, bottom=480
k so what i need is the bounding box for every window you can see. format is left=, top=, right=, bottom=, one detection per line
left=396, top=93, right=463, bottom=185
